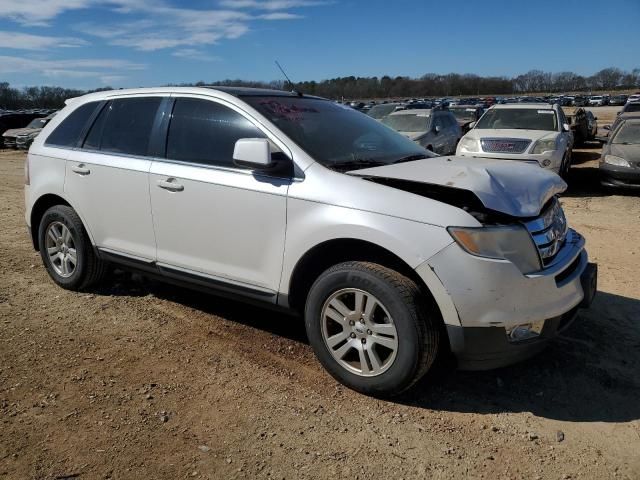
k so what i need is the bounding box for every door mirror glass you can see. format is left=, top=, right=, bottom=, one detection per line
left=562, top=123, right=570, bottom=132
left=233, top=138, right=273, bottom=169
left=468, top=121, right=476, bottom=129
left=434, top=125, right=441, bottom=134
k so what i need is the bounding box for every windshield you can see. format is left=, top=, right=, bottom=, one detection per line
left=450, top=108, right=476, bottom=121
left=243, top=96, right=432, bottom=169
left=475, top=108, right=558, bottom=131
left=612, top=120, right=640, bottom=144
left=26, top=118, right=47, bottom=129
left=367, top=104, right=397, bottom=120
left=382, top=113, right=430, bottom=133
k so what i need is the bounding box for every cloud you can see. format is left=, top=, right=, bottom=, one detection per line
left=258, top=12, right=303, bottom=19
left=0, top=55, right=144, bottom=84
left=172, top=48, right=220, bottom=62
left=0, top=0, right=92, bottom=26
left=0, top=31, right=89, bottom=50
left=219, top=0, right=328, bottom=10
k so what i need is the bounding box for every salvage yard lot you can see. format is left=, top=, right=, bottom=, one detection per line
left=1, top=146, right=639, bottom=479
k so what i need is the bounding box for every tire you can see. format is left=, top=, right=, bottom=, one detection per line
left=559, top=151, right=571, bottom=180
left=304, top=261, right=440, bottom=397
left=38, top=205, right=107, bottom=291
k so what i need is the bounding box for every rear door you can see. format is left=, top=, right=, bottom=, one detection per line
left=64, top=96, right=164, bottom=261
left=148, top=95, right=291, bottom=299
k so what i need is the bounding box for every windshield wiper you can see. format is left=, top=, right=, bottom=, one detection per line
left=392, top=154, right=429, bottom=164
left=330, top=159, right=387, bottom=171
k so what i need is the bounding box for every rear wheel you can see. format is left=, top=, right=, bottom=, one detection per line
left=38, top=205, right=107, bottom=291
left=559, top=151, right=572, bottom=180
left=304, top=261, right=440, bottom=397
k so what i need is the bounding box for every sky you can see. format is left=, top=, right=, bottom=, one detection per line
left=0, top=0, right=638, bottom=89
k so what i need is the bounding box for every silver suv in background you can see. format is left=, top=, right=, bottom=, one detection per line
left=456, top=103, right=574, bottom=178
left=25, top=87, right=596, bottom=397
left=382, top=108, right=461, bottom=154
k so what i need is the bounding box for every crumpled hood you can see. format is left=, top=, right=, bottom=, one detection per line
left=2, top=127, right=39, bottom=137
left=347, top=156, right=567, bottom=217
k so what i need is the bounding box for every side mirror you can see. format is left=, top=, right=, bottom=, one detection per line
left=603, top=125, right=611, bottom=130
left=562, top=123, right=570, bottom=132
left=468, top=121, right=476, bottom=129
left=233, top=138, right=273, bottom=169
left=434, top=125, right=441, bottom=134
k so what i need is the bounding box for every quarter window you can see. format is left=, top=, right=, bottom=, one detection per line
left=166, top=98, right=265, bottom=167
left=45, top=101, right=101, bottom=148
left=83, top=97, right=162, bottom=156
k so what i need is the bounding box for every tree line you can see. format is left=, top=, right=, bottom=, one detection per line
left=2, top=67, right=639, bottom=110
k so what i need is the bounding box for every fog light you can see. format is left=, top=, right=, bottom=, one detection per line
left=506, top=320, right=545, bottom=342
left=542, top=158, right=552, bottom=167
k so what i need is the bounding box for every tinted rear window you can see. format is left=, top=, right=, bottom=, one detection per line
left=84, top=97, right=161, bottom=156
left=45, top=102, right=100, bottom=148
left=166, top=98, right=264, bottom=167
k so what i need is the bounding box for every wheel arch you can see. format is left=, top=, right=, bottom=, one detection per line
left=30, top=194, right=95, bottom=251
left=285, top=238, right=446, bottom=330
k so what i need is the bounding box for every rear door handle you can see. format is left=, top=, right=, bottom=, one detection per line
left=71, top=164, right=90, bottom=175
left=157, top=178, right=184, bottom=192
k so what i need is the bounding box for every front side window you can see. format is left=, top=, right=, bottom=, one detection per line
left=45, top=101, right=101, bottom=148
left=84, top=97, right=161, bottom=156
left=166, top=98, right=265, bottom=167
left=476, top=108, right=558, bottom=131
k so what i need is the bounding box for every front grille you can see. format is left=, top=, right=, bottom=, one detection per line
left=522, top=198, right=568, bottom=265
left=480, top=138, right=531, bottom=154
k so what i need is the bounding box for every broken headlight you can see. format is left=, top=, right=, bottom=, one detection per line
left=447, top=225, right=541, bottom=274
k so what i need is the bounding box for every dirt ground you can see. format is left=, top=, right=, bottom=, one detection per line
left=1, top=142, right=639, bottom=479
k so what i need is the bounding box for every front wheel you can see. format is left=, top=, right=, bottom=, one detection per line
left=304, top=261, right=440, bottom=397
left=559, top=152, right=572, bottom=180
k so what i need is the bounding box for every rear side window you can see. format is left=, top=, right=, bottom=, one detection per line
left=166, top=98, right=265, bottom=167
left=83, top=97, right=162, bottom=156
left=45, top=101, right=100, bottom=147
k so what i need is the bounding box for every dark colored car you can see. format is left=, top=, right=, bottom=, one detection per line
left=600, top=114, right=640, bottom=189
left=562, top=107, right=590, bottom=145
left=573, top=96, right=588, bottom=107
left=609, top=95, right=628, bottom=106
left=367, top=103, right=401, bottom=121
left=447, top=105, right=483, bottom=134
left=0, top=112, right=44, bottom=148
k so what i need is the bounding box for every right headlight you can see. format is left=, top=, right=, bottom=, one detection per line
left=530, top=137, right=557, bottom=155
left=457, top=137, right=479, bottom=153
left=603, top=154, right=631, bottom=167
left=447, top=225, right=541, bottom=274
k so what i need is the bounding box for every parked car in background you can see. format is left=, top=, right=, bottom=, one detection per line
left=585, top=110, right=598, bottom=140
left=382, top=109, right=461, bottom=154
left=626, top=94, right=640, bottom=104
left=367, top=103, right=402, bottom=121
left=600, top=114, right=640, bottom=189
left=573, top=96, right=588, bottom=107
left=448, top=105, right=484, bottom=134
left=25, top=86, right=597, bottom=396
left=588, top=96, right=607, bottom=107
left=609, top=94, right=628, bottom=106
left=562, top=107, right=590, bottom=146
left=456, top=103, right=574, bottom=178
left=4, top=113, right=56, bottom=149
left=1, top=112, right=45, bottom=147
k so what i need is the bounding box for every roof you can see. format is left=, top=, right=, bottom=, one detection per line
left=617, top=113, right=640, bottom=120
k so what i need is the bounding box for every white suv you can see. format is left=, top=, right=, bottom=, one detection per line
left=25, top=87, right=597, bottom=396
left=456, top=103, right=574, bottom=177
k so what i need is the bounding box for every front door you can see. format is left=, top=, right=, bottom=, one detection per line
left=149, top=96, right=290, bottom=298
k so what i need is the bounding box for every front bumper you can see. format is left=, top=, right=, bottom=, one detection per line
left=416, top=229, right=595, bottom=369
left=600, top=163, right=640, bottom=189
left=449, top=263, right=597, bottom=370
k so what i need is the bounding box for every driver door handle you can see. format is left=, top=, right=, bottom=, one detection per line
left=157, top=178, right=184, bottom=192
left=71, top=164, right=90, bottom=175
